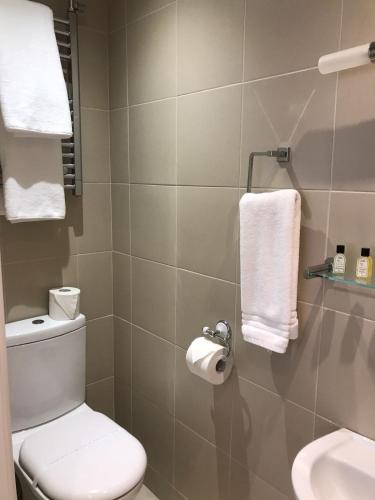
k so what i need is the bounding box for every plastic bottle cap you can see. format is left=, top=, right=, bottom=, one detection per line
left=361, top=248, right=370, bottom=257
left=336, top=245, right=345, bottom=254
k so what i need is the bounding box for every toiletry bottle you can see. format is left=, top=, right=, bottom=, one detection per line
left=356, top=248, right=373, bottom=280
left=333, top=245, right=346, bottom=275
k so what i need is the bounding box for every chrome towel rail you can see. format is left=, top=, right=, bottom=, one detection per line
left=247, top=147, right=290, bottom=193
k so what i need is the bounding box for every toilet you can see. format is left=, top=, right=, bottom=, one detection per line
left=6, top=314, right=147, bottom=500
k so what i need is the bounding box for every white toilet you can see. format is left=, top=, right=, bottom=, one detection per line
left=6, top=314, right=147, bottom=500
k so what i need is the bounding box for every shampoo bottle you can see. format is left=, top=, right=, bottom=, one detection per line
left=356, top=248, right=373, bottom=280
left=333, top=245, right=346, bottom=275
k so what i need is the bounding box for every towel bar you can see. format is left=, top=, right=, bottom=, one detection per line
left=247, top=147, right=290, bottom=193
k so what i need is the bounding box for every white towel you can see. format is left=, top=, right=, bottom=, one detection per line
left=239, top=190, right=301, bottom=354
left=0, top=122, right=65, bottom=223
left=0, top=0, right=72, bottom=137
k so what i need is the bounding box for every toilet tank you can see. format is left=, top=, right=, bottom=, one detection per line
left=6, top=314, right=86, bottom=432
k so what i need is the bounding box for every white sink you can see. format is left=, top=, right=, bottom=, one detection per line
left=292, top=428, right=375, bottom=500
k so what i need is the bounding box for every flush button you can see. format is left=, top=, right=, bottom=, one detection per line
left=32, top=319, right=44, bottom=325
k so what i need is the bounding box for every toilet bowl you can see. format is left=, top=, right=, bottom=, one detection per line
left=6, top=314, right=147, bottom=500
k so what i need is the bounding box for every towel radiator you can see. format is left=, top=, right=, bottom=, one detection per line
left=0, top=4, right=83, bottom=196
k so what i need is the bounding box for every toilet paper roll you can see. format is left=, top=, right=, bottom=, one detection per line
left=49, top=287, right=80, bottom=321
left=186, top=337, right=233, bottom=385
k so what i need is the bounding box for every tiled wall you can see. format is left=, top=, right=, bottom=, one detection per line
left=109, top=1, right=375, bottom=499
left=1, top=0, right=114, bottom=418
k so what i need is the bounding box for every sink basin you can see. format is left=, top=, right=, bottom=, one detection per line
left=292, top=428, right=375, bottom=500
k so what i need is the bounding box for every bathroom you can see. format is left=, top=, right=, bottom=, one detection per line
left=0, top=0, right=375, bottom=499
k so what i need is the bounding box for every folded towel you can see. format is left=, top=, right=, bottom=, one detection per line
left=0, top=0, right=72, bottom=138
left=239, top=190, right=301, bottom=354
left=0, top=122, right=65, bottom=223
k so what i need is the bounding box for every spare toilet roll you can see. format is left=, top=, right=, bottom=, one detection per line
left=49, top=287, right=80, bottom=321
left=186, top=337, right=233, bottom=385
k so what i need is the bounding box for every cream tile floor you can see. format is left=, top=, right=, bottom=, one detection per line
left=136, top=485, right=159, bottom=500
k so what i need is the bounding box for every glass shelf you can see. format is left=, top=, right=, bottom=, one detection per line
left=313, top=270, right=375, bottom=289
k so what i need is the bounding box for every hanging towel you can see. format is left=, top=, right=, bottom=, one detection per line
left=239, top=190, right=301, bottom=354
left=0, top=123, right=65, bottom=223
left=0, top=0, right=72, bottom=137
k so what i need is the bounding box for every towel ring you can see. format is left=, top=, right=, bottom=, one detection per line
left=247, top=147, right=290, bottom=193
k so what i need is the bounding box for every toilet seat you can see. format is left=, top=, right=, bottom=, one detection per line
left=13, top=404, right=147, bottom=500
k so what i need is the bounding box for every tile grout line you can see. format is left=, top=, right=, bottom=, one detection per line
left=126, top=1, right=176, bottom=27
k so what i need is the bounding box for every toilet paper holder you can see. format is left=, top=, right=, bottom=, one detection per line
left=202, top=320, right=232, bottom=356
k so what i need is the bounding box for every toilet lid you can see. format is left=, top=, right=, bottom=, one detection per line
left=19, top=408, right=147, bottom=500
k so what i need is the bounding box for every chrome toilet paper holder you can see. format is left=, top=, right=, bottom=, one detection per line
left=202, top=320, right=232, bottom=356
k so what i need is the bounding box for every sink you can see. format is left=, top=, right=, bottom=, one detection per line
left=292, top=428, right=375, bottom=500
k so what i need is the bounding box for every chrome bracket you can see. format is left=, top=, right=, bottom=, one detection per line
left=304, top=257, right=333, bottom=279
left=202, top=320, right=232, bottom=356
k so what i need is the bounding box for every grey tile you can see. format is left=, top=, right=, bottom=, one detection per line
left=332, top=65, right=375, bottom=191
left=132, top=325, right=175, bottom=413
left=86, top=377, right=114, bottom=419
left=235, top=302, right=321, bottom=410
left=298, top=190, right=329, bottom=305
left=113, top=252, right=131, bottom=321
left=79, top=27, right=109, bottom=110
left=129, top=99, right=177, bottom=185
left=78, top=252, right=113, bottom=320
left=175, top=348, right=233, bottom=452
left=86, top=316, right=114, bottom=385
left=341, top=0, right=375, bottom=49
left=76, top=183, right=112, bottom=254
left=174, top=422, right=230, bottom=500
left=78, top=0, right=109, bottom=32
left=127, top=4, right=176, bottom=104
left=324, top=192, right=375, bottom=320
left=109, top=29, right=127, bottom=109
left=110, top=108, right=129, bottom=183
left=145, top=467, right=183, bottom=500
left=229, top=460, right=289, bottom=500
left=81, top=108, right=110, bottom=183
left=317, top=309, right=375, bottom=440
left=133, top=393, right=174, bottom=480
left=3, top=256, right=78, bottom=323
left=177, top=187, right=238, bottom=281
left=132, top=257, right=176, bottom=342
left=114, top=317, right=132, bottom=429
left=109, top=0, right=127, bottom=32
left=231, top=377, right=314, bottom=496
left=112, top=184, right=130, bottom=254
left=127, top=0, right=173, bottom=23
left=314, top=416, right=340, bottom=440
left=177, top=86, right=242, bottom=187
left=131, top=185, right=177, bottom=266
left=241, top=70, right=336, bottom=190
left=37, top=0, right=67, bottom=18
left=244, top=0, right=341, bottom=80
left=176, top=269, right=236, bottom=349
left=177, top=0, right=244, bottom=94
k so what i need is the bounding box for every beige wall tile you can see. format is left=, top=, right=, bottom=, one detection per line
left=132, top=326, right=174, bottom=413
left=177, top=86, right=242, bottom=187
left=241, top=70, right=336, bottom=190
left=75, top=183, right=112, bottom=254
left=174, top=422, right=230, bottom=500
left=127, top=4, right=177, bottom=105
left=231, top=377, right=314, bottom=496
left=176, top=269, right=236, bottom=349
left=317, top=309, right=375, bottom=440
left=129, top=99, right=177, bottom=185
left=109, top=29, right=127, bottom=109
left=235, top=302, right=321, bottom=410
left=112, top=184, right=130, bottom=254
left=244, top=0, right=341, bottom=80
left=177, top=0, right=244, bottom=94
left=110, top=108, right=129, bottom=183
left=324, top=192, right=375, bottom=320
left=81, top=108, right=110, bottom=183
left=86, top=377, right=115, bottom=419
left=314, top=416, right=339, bottom=440
left=113, top=252, right=131, bottom=321
left=177, top=187, right=238, bottom=281
left=86, top=316, right=114, bottom=384
left=114, top=316, right=132, bottom=429
left=132, top=257, right=176, bottom=342
left=78, top=0, right=109, bottom=32
left=133, top=393, right=174, bottom=480
left=131, top=185, right=177, bottom=265
left=341, top=0, right=375, bottom=49
left=145, top=467, right=184, bottom=500
left=109, top=0, right=127, bottom=32
left=78, top=252, right=113, bottom=320
left=127, top=0, right=173, bottom=23
left=175, top=348, right=233, bottom=452
left=79, top=27, right=109, bottom=110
